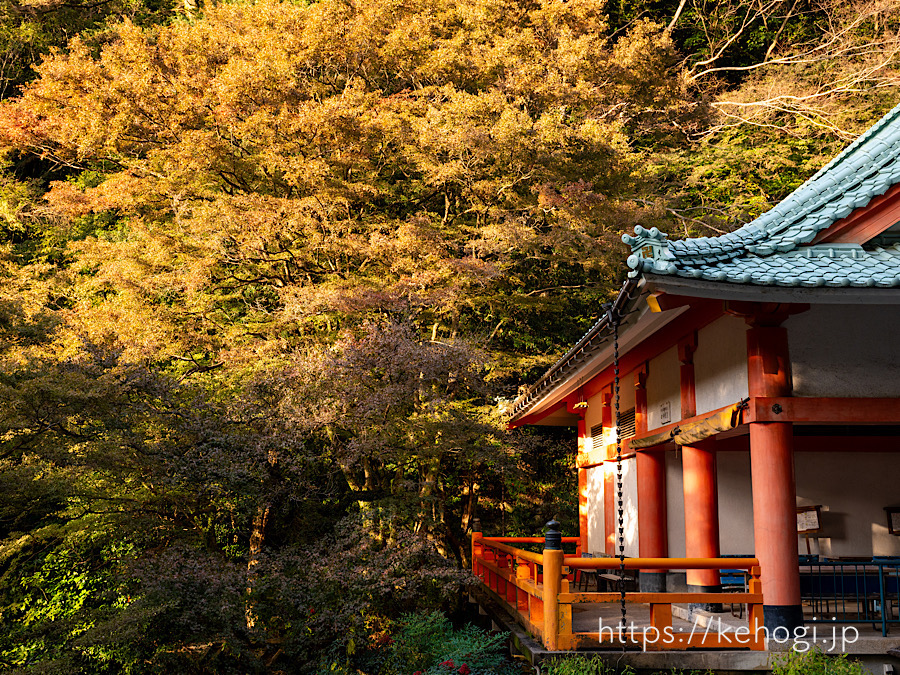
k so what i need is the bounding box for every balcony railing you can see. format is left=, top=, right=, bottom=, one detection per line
left=471, top=528, right=765, bottom=651
left=801, top=560, right=900, bottom=635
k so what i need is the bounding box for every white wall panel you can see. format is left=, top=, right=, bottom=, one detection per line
left=694, top=316, right=749, bottom=415
left=787, top=305, right=900, bottom=397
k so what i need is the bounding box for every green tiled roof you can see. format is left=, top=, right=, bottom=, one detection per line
left=669, top=242, right=900, bottom=287
left=623, top=101, right=900, bottom=287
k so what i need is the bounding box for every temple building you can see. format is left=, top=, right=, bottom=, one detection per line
left=504, top=100, right=900, bottom=638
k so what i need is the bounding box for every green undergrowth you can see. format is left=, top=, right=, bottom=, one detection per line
left=772, top=649, right=868, bottom=675
left=543, top=649, right=869, bottom=675
left=541, top=656, right=710, bottom=675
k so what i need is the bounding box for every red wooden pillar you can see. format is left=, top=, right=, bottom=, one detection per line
left=635, top=364, right=668, bottom=592
left=747, top=318, right=802, bottom=633
left=682, top=441, right=719, bottom=579
left=679, top=333, right=721, bottom=606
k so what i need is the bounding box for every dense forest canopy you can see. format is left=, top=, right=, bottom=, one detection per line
left=0, top=0, right=898, bottom=671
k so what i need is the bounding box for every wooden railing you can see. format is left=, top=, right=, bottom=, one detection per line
left=472, top=532, right=765, bottom=651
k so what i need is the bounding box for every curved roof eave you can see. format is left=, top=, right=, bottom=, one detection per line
left=507, top=276, right=644, bottom=424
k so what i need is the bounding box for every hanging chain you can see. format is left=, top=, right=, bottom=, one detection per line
left=612, top=311, right=627, bottom=637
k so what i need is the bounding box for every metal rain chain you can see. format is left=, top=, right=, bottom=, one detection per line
left=606, top=302, right=628, bottom=643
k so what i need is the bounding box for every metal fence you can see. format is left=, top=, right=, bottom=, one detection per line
left=801, top=560, right=900, bottom=636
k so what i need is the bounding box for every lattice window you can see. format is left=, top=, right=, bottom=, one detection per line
left=617, top=408, right=636, bottom=440
left=589, top=409, right=636, bottom=450
left=590, top=424, right=603, bottom=452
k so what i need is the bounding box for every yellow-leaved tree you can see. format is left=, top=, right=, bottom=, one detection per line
left=0, top=0, right=697, bottom=669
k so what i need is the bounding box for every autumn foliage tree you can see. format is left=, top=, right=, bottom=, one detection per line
left=2, top=0, right=694, bottom=360
left=0, top=0, right=898, bottom=672
left=0, top=0, right=684, bottom=670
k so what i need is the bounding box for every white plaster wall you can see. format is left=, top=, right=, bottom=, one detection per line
left=666, top=452, right=686, bottom=558
left=647, top=346, right=681, bottom=430
left=585, top=465, right=606, bottom=555
left=621, top=456, right=640, bottom=558
left=795, top=452, right=900, bottom=557
left=584, top=458, right=638, bottom=557
left=786, top=305, right=900, bottom=397
left=717, top=451, right=756, bottom=555
left=588, top=458, right=640, bottom=557
left=694, top=316, right=749, bottom=415
left=617, top=373, right=636, bottom=421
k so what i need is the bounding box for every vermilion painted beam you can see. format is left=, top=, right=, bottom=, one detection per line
left=577, top=442, right=638, bottom=468
left=716, top=433, right=900, bottom=453
left=813, top=180, right=900, bottom=244
left=602, top=427, right=900, bottom=456
left=619, top=395, right=900, bottom=445
left=749, top=397, right=900, bottom=424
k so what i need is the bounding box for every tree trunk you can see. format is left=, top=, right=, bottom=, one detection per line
left=416, top=455, right=441, bottom=536
left=245, top=503, right=270, bottom=633
left=461, top=473, right=477, bottom=534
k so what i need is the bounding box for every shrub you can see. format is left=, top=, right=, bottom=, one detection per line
left=380, top=611, right=519, bottom=675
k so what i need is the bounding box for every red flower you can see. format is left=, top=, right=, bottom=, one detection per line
left=458, top=665, right=471, bottom=675
left=413, top=672, right=422, bottom=675
left=439, top=660, right=456, bottom=668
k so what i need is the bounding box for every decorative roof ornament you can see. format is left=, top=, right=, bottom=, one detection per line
left=622, top=226, right=677, bottom=277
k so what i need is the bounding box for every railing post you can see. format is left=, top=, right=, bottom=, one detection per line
left=471, top=518, right=482, bottom=577
left=748, top=565, right=765, bottom=650
left=650, top=602, right=672, bottom=645
left=543, top=519, right=563, bottom=651
left=879, top=562, right=888, bottom=637
left=516, top=557, right=530, bottom=611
